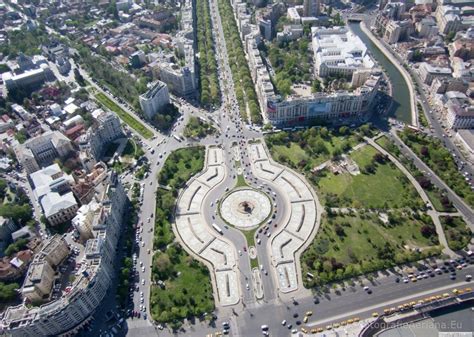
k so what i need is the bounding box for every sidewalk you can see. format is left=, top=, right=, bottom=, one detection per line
left=367, top=137, right=457, bottom=257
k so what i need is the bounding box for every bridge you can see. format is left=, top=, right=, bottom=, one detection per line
left=346, top=13, right=366, bottom=21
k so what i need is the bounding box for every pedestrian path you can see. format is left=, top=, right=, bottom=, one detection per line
left=174, top=146, right=241, bottom=306
left=249, top=141, right=321, bottom=294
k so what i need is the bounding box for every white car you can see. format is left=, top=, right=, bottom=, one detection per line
left=142, top=279, right=145, bottom=285
left=281, top=320, right=286, bottom=326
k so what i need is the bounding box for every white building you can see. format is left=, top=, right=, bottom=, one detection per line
left=2, top=64, right=54, bottom=92
left=312, top=26, right=375, bottom=81
left=435, top=5, right=462, bottom=34
left=444, top=91, right=474, bottom=129
left=1, top=173, right=127, bottom=337
left=287, top=7, right=301, bottom=23
left=29, top=164, right=78, bottom=226
left=416, top=17, right=439, bottom=38
left=79, top=110, right=124, bottom=161
left=418, top=62, right=452, bottom=84
left=139, top=81, right=170, bottom=120
left=157, top=63, right=196, bottom=97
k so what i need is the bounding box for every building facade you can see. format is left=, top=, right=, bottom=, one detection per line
left=312, top=27, right=375, bottom=81
left=139, top=80, right=170, bottom=120
left=15, top=131, right=73, bottom=174
left=1, top=174, right=127, bottom=337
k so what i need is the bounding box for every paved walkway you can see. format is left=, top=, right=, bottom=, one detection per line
left=366, top=137, right=457, bottom=257
left=174, top=146, right=241, bottom=306
left=249, top=140, right=322, bottom=295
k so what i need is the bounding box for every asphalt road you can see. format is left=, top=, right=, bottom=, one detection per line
left=237, top=265, right=474, bottom=337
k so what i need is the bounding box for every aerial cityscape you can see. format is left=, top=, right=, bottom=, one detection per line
left=0, top=0, right=472, bottom=336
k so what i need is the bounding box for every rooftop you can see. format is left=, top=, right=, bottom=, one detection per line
left=312, top=26, right=375, bottom=72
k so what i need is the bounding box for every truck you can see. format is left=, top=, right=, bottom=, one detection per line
left=212, top=223, right=223, bottom=234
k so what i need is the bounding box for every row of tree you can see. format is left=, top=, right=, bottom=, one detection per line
left=75, top=45, right=148, bottom=111
left=217, top=0, right=262, bottom=124
left=196, top=0, right=220, bottom=106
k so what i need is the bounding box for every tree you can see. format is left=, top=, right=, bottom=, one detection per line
left=155, top=253, right=172, bottom=278
left=313, top=139, right=328, bottom=154
left=373, top=153, right=387, bottom=164
left=338, top=126, right=348, bottom=135
left=14, top=130, right=28, bottom=144
left=420, top=146, right=429, bottom=157
left=0, top=282, right=19, bottom=302
left=332, top=147, right=342, bottom=159
left=363, top=163, right=376, bottom=174
left=0, top=204, right=32, bottom=224
left=74, top=68, right=85, bottom=86
left=420, top=225, right=436, bottom=238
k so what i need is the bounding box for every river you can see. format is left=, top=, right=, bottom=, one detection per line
left=349, top=22, right=412, bottom=124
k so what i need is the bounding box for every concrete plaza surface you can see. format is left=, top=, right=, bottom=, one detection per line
left=220, top=188, right=272, bottom=228
left=174, top=146, right=240, bottom=306
left=249, top=141, right=321, bottom=294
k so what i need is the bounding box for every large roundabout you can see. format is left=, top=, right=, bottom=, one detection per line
left=219, top=188, right=272, bottom=229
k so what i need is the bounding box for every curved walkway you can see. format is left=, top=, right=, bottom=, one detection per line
left=366, top=137, right=456, bottom=257
left=174, top=146, right=241, bottom=306
left=248, top=140, right=322, bottom=294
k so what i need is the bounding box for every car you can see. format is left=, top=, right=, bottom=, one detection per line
left=142, top=279, right=145, bottom=285
left=140, top=291, right=144, bottom=297
left=281, top=320, right=287, bottom=326
left=466, top=274, right=472, bottom=281
left=246, top=283, right=250, bottom=290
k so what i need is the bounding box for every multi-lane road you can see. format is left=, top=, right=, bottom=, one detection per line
left=79, top=5, right=474, bottom=337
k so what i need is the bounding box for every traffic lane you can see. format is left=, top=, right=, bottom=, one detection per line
left=239, top=268, right=474, bottom=337
left=301, top=265, right=474, bottom=318
left=201, top=149, right=258, bottom=304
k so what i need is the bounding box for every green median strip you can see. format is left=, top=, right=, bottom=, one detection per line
left=95, top=92, right=153, bottom=139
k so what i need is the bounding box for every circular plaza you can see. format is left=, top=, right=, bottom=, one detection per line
left=219, top=188, right=271, bottom=230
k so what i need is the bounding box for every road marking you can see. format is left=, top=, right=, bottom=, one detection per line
left=307, top=280, right=474, bottom=327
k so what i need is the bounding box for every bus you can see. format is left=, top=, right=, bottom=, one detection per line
left=212, top=223, right=223, bottom=234
left=173, top=135, right=182, bottom=142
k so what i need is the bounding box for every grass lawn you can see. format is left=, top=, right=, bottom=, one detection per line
left=315, top=145, right=424, bottom=209
left=376, top=136, right=456, bottom=212
left=95, top=92, right=153, bottom=139
left=267, top=130, right=360, bottom=170
left=151, top=146, right=212, bottom=326
left=301, top=211, right=441, bottom=287
left=183, top=116, right=216, bottom=139
left=158, top=147, right=205, bottom=189
left=150, top=245, right=214, bottom=326
left=236, top=174, right=248, bottom=187
left=440, top=216, right=472, bottom=251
